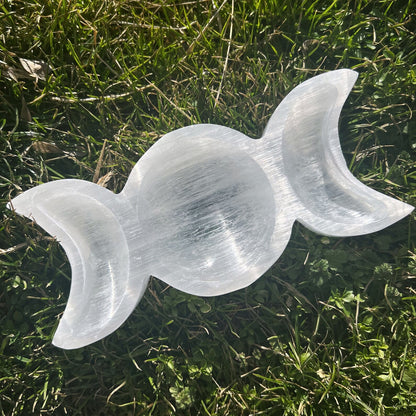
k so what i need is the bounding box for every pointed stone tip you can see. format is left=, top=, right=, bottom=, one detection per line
left=52, top=323, right=89, bottom=350
left=401, top=201, right=414, bottom=217
left=330, top=68, right=358, bottom=93
left=6, top=190, right=35, bottom=218
left=382, top=200, right=414, bottom=231
left=347, top=68, right=359, bottom=81
left=311, top=68, right=358, bottom=93
left=51, top=338, right=85, bottom=350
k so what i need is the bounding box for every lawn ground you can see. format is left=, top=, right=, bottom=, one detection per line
left=1, top=0, right=416, bottom=414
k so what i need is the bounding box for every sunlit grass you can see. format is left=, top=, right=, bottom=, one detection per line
left=1, top=0, right=416, bottom=414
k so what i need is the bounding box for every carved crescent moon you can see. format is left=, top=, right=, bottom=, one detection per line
left=8, top=69, right=413, bottom=349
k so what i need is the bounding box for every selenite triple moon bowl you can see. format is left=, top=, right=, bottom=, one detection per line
left=8, top=69, right=413, bottom=349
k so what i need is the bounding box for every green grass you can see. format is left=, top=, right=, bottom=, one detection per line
left=1, top=0, right=416, bottom=414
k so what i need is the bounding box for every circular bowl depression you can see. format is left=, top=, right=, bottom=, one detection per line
left=136, top=136, right=277, bottom=296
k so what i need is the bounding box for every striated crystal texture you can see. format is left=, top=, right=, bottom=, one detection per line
left=8, top=69, right=413, bottom=349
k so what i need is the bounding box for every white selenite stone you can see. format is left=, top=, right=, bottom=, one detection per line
left=8, top=69, right=413, bottom=349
